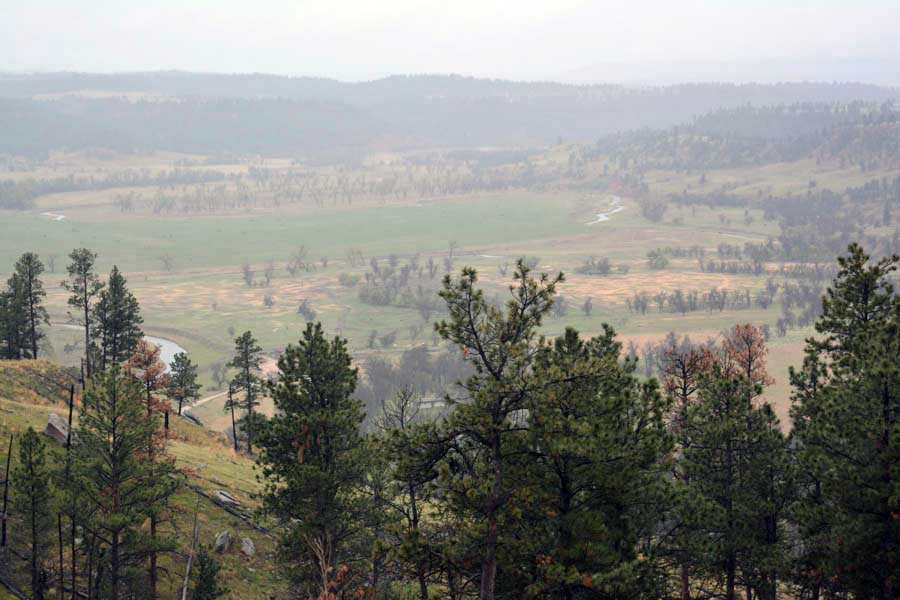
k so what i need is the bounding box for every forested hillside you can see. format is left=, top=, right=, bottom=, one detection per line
left=0, top=74, right=896, bottom=158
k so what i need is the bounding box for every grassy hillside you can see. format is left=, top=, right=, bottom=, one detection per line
left=0, top=361, right=284, bottom=599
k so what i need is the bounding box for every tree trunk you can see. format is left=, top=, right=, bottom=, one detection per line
left=681, top=563, right=690, bottom=600
left=725, top=554, right=735, bottom=600
left=406, top=482, right=429, bottom=600
left=110, top=531, right=120, bottom=600
left=82, top=275, right=91, bottom=378
left=149, top=514, right=158, bottom=600
left=29, top=294, right=38, bottom=359
left=57, top=516, right=64, bottom=600
left=1, top=435, right=11, bottom=547
left=479, top=435, right=502, bottom=600
left=31, top=498, right=39, bottom=598
left=245, top=373, right=254, bottom=455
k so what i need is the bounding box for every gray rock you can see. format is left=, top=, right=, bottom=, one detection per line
left=213, top=490, right=241, bottom=508
left=43, top=413, right=69, bottom=445
left=214, top=530, right=232, bottom=553
left=240, top=537, right=255, bottom=557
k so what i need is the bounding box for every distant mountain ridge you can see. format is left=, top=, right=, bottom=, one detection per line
left=0, top=72, right=896, bottom=159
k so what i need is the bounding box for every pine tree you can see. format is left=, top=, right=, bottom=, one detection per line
left=93, top=266, right=143, bottom=371
left=168, top=352, right=201, bottom=415
left=521, top=326, right=673, bottom=599
left=0, top=272, right=28, bottom=359
left=126, top=339, right=175, bottom=600
left=433, top=259, right=562, bottom=600
left=72, top=365, right=181, bottom=600
left=62, top=248, right=104, bottom=377
left=790, top=244, right=900, bottom=600
left=681, top=368, right=789, bottom=600
left=228, top=330, right=263, bottom=454
left=191, top=546, right=227, bottom=600
left=256, top=322, right=368, bottom=596
left=11, top=427, right=54, bottom=599
left=12, top=252, right=49, bottom=359
left=375, top=389, right=444, bottom=600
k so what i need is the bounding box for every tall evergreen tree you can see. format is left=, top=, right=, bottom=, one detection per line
left=168, top=352, right=201, bottom=415
left=12, top=252, right=49, bottom=359
left=72, top=365, right=181, bottom=600
left=126, top=339, right=175, bottom=600
left=11, top=427, right=53, bottom=600
left=790, top=244, right=900, bottom=600
left=62, top=248, right=104, bottom=377
left=256, top=322, right=368, bottom=597
left=520, top=326, right=673, bottom=599
left=93, top=266, right=143, bottom=371
left=681, top=368, right=789, bottom=600
left=228, top=330, right=263, bottom=454
left=434, top=260, right=562, bottom=600
left=0, top=272, right=28, bottom=359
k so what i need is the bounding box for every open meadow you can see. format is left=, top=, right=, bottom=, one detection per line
left=4, top=145, right=894, bottom=428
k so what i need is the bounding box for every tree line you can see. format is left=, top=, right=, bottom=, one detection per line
left=2, top=245, right=897, bottom=599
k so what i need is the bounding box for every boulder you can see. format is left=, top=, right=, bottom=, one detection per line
left=213, top=490, right=241, bottom=508
left=240, top=537, right=255, bottom=557
left=214, top=530, right=232, bottom=553
left=44, top=413, right=69, bottom=445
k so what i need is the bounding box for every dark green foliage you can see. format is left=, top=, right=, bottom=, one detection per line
left=191, top=546, right=227, bottom=600
left=0, top=271, right=29, bottom=359
left=92, top=265, right=144, bottom=371
left=12, top=253, right=48, bottom=359
left=256, top=322, right=368, bottom=596
left=790, top=244, right=900, bottom=599
left=228, top=330, right=263, bottom=454
left=433, top=259, right=562, bottom=600
left=62, top=248, right=104, bottom=377
left=0, top=252, right=48, bottom=360
left=71, top=365, right=182, bottom=600
left=11, top=427, right=54, bottom=599
left=521, top=326, right=674, bottom=599
left=168, top=351, right=201, bottom=415
left=680, top=368, right=790, bottom=600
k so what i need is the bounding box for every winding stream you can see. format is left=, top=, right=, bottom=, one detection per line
left=585, top=195, right=624, bottom=225
left=53, top=324, right=186, bottom=372
left=144, top=336, right=188, bottom=372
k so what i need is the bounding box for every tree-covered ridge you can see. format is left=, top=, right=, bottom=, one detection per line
left=595, top=101, right=899, bottom=171
left=0, top=76, right=895, bottom=159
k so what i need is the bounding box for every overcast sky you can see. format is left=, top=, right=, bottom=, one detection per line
left=4, top=0, right=899, bottom=83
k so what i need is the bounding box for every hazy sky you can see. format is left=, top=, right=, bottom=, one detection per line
left=4, top=0, right=899, bottom=82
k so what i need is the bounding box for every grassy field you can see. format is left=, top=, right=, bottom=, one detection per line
left=3, top=150, right=897, bottom=432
